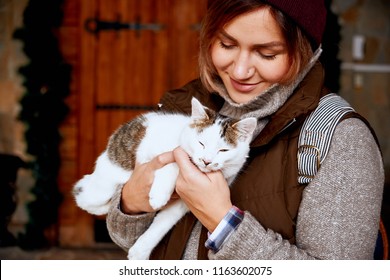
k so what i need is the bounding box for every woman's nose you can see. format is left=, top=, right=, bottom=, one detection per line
left=232, top=52, right=254, bottom=79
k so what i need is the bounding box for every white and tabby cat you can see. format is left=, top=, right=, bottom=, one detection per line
left=73, top=97, right=256, bottom=259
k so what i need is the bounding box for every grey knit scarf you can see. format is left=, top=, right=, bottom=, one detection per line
left=218, top=47, right=322, bottom=138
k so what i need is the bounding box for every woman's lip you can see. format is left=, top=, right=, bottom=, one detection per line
left=230, top=78, right=260, bottom=93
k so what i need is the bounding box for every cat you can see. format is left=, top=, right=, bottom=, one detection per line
left=73, top=97, right=256, bottom=260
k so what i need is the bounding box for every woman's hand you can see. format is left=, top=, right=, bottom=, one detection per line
left=173, top=147, right=233, bottom=232
left=121, top=152, right=178, bottom=214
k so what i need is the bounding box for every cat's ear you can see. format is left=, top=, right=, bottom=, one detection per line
left=232, top=117, right=257, bottom=142
left=191, top=97, right=208, bottom=121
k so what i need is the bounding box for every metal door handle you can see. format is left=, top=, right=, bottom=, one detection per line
left=85, top=17, right=165, bottom=35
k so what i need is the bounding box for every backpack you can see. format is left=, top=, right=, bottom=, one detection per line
left=297, top=93, right=388, bottom=260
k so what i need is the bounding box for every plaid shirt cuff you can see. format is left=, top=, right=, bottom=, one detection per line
left=205, top=206, right=244, bottom=253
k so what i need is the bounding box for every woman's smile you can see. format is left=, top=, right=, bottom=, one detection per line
left=229, top=77, right=261, bottom=93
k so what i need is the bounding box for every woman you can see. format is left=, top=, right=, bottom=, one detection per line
left=107, top=0, right=384, bottom=259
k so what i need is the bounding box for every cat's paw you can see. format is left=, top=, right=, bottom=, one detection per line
left=148, top=164, right=178, bottom=210
left=127, top=245, right=151, bottom=260
left=149, top=187, right=171, bottom=210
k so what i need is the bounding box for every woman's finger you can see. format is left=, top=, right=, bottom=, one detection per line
left=173, top=147, right=201, bottom=177
left=147, top=151, right=175, bottom=170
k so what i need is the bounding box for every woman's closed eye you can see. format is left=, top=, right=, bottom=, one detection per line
left=258, top=52, right=277, bottom=60
left=219, top=41, right=235, bottom=50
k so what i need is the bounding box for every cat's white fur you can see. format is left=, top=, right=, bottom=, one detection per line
left=73, top=98, right=256, bottom=260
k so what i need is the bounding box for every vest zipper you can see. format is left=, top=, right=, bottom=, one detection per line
left=278, top=118, right=297, bottom=135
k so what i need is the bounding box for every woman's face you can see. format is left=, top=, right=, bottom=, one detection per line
left=211, top=7, right=290, bottom=104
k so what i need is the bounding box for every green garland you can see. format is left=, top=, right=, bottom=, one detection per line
left=13, top=0, right=71, bottom=249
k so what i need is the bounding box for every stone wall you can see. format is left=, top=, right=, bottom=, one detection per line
left=0, top=0, right=27, bottom=156
left=0, top=0, right=33, bottom=236
left=333, top=0, right=390, bottom=175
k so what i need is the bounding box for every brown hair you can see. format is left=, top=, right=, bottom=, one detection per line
left=199, top=0, right=314, bottom=93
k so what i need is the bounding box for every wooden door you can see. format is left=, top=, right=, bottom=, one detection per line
left=76, top=0, right=207, bottom=246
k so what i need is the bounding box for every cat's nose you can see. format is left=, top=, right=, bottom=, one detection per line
left=202, top=159, right=212, bottom=166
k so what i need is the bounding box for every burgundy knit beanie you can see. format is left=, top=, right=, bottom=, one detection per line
left=263, top=0, right=327, bottom=46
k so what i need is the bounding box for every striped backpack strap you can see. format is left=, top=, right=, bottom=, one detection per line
left=298, top=93, right=355, bottom=184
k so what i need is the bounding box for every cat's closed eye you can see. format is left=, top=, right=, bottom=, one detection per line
left=219, top=149, right=229, bottom=152
left=199, top=141, right=205, bottom=148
